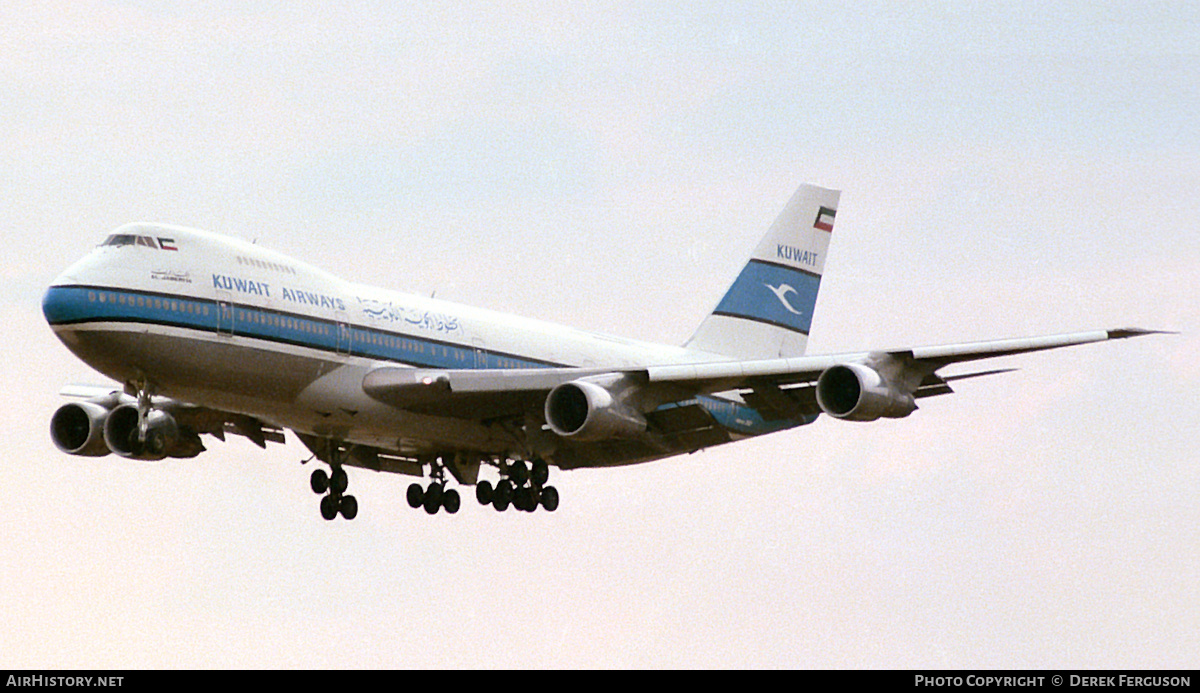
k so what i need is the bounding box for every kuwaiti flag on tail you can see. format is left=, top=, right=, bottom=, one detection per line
left=814, top=206, right=836, bottom=232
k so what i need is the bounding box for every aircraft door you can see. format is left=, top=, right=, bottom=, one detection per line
left=337, top=322, right=352, bottom=355
left=473, top=338, right=488, bottom=369
left=216, top=291, right=235, bottom=336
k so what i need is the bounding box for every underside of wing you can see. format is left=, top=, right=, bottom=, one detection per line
left=361, top=366, right=611, bottom=419
left=53, top=384, right=286, bottom=460
left=738, top=367, right=1016, bottom=421
left=360, top=327, right=1164, bottom=447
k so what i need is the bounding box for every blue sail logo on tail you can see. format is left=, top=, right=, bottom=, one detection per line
left=712, top=260, right=819, bottom=335
left=764, top=282, right=805, bottom=316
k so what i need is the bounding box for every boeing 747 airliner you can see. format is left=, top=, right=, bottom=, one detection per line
left=43, top=184, right=1161, bottom=520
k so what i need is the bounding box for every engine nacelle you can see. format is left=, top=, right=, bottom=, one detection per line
left=102, top=404, right=203, bottom=460
left=545, top=379, right=647, bottom=442
left=50, top=401, right=111, bottom=457
left=815, top=363, right=917, bottom=422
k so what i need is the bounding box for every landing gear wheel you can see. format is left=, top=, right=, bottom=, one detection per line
left=476, top=480, right=493, bottom=505
left=510, top=460, right=529, bottom=484
left=319, top=494, right=339, bottom=521
left=533, top=461, right=550, bottom=487
left=407, top=483, right=424, bottom=508
left=147, top=430, right=167, bottom=457
left=515, top=486, right=535, bottom=512
left=125, top=429, right=145, bottom=457
left=530, top=459, right=549, bottom=486
left=540, top=486, right=559, bottom=512
left=330, top=467, right=348, bottom=494
left=493, top=480, right=513, bottom=512
left=310, top=469, right=329, bottom=494
left=340, top=495, right=358, bottom=520
left=423, top=484, right=443, bottom=515
left=443, top=489, right=461, bottom=514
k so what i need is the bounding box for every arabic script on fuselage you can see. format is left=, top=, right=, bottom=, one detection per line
left=357, top=297, right=461, bottom=334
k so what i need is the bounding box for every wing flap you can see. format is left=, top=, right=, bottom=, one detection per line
left=644, top=403, right=731, bottom=446
left=743, top=384, right=820, bottom=421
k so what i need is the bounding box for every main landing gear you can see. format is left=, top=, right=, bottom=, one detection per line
left=475, top=459, right=558, bottom=513
left=405, top=456, right=462, bottom=515
left=310, top=461, right=358, bottom=521
left=301, top=444, right=560, bottom=519
left=406, top=473, right=462, bottom=516
left=401, top=457, right=559, bottom=515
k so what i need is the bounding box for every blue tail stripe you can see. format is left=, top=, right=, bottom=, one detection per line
left=712, top=260, right=819, bottom=334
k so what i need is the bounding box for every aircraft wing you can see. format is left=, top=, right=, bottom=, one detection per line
left=645, top=328, right=1162, bottom=392
left=361, top=365, right=622, bottom=421
left=362, top=328, right=1165, bottom=423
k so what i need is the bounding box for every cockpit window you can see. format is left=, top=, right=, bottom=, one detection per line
left=102, top=233, right=165, bottom=249
left=102, top=234, right=138, bottom=247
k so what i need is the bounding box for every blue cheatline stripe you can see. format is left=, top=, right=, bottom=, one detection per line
left=712, top=259, right=820, bottom=335
left=41, top=285, right=555, bottom=371
left=43, top=285, right=817, bottom=435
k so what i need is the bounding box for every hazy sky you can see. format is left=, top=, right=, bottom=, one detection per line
left=3, top=2, right=1197, bottom=668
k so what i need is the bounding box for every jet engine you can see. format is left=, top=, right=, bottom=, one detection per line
left=102, top=403, right=204, bottom=460
left=545, top=379, right=647, bottom=442
left=50, top=401, right=112, bottom=457
left=815, top=363, right=917, bottom=422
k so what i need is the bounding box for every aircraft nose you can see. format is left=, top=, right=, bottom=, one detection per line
left=44, top=259, right=92, bottom=326
left=43, top=284, right=79, bottom=326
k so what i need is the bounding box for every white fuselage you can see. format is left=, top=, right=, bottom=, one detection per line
left=44, top=224, right=747, bottom=465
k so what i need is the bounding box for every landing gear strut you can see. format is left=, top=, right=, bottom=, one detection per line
left=120, top=379, right=160, bottom=458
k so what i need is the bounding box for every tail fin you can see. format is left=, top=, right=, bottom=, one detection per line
left=685, top=183, right=840, bottom=359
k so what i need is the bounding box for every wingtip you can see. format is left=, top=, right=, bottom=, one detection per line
left=1107, top=327, right=1178, bottom=339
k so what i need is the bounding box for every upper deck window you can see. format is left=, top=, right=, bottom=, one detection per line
left=236, top=254, right=297, bottom=275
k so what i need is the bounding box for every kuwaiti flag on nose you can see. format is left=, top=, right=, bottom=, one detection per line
left=814, top=206, right=836, bottom=232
